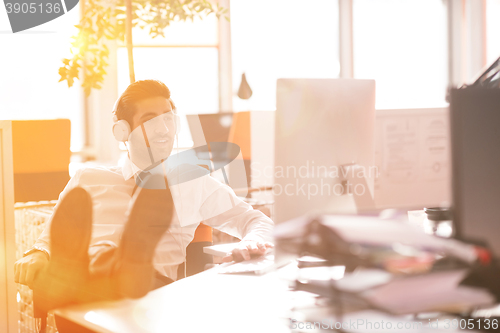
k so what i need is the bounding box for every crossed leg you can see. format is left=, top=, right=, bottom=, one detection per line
left=32, top=174, right=175, bottom=315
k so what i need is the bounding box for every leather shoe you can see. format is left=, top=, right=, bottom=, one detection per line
left=116, top=173, right=174, bottom=298
left=33, top=186, right=93, bottom=312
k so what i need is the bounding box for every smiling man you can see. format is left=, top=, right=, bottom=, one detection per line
left=14, top=80, right=274, bottom=299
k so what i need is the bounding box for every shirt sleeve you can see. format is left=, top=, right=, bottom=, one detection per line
left=199, top=182, right=274, bottom=243
left=33, top=168, right=84, bottom=256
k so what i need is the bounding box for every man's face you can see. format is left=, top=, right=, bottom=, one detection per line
left=127, top=96, right=177, bottom=170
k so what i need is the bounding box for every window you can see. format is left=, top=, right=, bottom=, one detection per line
left=117, top=15, right=219, bottom=147
left=230, top=0, right=340, bottom=111
left=353, top=0, right=448, bottom=109
left=0, top=9, right=84, bottom=151
left=117, top=48, right=219, bottom=114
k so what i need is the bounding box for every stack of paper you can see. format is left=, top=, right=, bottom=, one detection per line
left=362, top=270, right=494, bottom=314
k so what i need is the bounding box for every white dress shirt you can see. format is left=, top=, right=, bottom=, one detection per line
left=34, top=158, right=274, bottom=281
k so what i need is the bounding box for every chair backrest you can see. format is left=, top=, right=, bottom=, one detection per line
left=184, top=165, right=214, bottom=277
left=12, top=119, right=71, bottom=203
left=177, top=223, right=213, bottom=279
left=227, top=112, right=252, bottom=190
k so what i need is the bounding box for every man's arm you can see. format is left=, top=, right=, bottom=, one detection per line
left=199, top=184, right=274, bottom=261
left=166, top=163, right=274, bottom=261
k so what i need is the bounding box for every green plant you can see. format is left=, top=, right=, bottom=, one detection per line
left=58, top=0, right=227, bottom=96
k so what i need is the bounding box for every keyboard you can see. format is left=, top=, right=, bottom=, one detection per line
left=218, top=254, right=275, bottom=275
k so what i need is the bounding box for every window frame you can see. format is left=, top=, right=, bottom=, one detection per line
left=80, top=0, right=490, bottom=162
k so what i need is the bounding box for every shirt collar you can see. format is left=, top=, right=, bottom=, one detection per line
left=121, top=156, right=144, bottom=181
left=122, top=156, right=171, bottom=181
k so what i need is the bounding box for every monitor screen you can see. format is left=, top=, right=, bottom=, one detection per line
left=274, top=79, right=376, bottom=223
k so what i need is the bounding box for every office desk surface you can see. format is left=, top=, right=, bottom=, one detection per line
left=53, top=264, right=487, bottom=333
left=53, top=267, right=291, bottom=333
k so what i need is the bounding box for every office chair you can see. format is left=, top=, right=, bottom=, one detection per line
left=12, top=119, right=71, bottom=203
left=177, top=223, right=213, bottom=279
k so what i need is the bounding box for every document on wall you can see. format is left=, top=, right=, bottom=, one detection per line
left=373, top=108, right=451, bottom=208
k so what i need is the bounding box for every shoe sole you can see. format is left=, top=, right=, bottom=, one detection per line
left=34, top=187, right=93, bottom=312
left=49, top=186, right=92, bottom=280
left=117, top=174, right=174, bottom=298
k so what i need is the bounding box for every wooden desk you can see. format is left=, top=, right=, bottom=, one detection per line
left=53, top=263, right=490, bottom=333
left=53, top=267, right=291, bottom=333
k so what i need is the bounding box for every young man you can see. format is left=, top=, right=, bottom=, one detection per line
left=14, top=79, right=274, bottom=296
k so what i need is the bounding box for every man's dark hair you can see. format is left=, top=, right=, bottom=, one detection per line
left=115, top=79, right=176, bottom=125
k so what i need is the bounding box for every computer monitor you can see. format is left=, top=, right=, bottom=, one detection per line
left=186, top=113, right=234, bottom=162
left=274, top=79, right=376, bottom=223
left=450, top=87, right=500, bottom=256
left=186, top=113, right=233, bottom=149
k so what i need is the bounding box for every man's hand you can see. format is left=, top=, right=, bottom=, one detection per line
left=14, top=251, right=49, bottom=288
left=222, top=240, right=274, bottom=262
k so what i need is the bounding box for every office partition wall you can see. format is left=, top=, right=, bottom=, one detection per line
left=0, top=120, right=17, bottom=333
